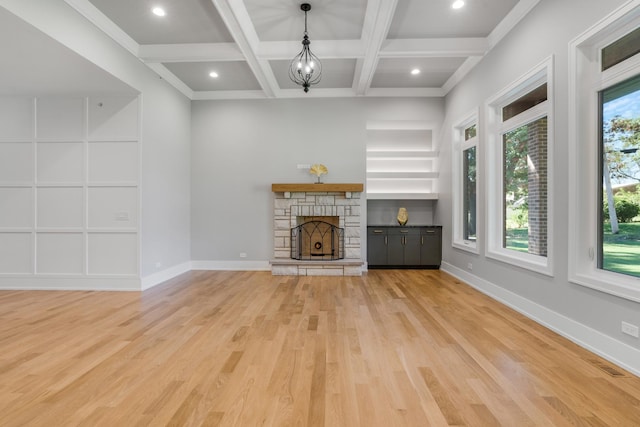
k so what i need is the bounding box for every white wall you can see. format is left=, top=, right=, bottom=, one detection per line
left=0, top=0, right=192, bottom=288
left=0, top=95, right=140, bottom=290
left=191, top=97, right=443, bottom=265
left=439, top=0, right=640, bottom=373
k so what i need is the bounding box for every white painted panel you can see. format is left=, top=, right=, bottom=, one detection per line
left=37, top=187, right=84, bottom=228
left=88, top=187, right=138, bottom=228
left=36, top=232, right=83, bottom=274
left=88, top=142, right=138, bottom=182
left=0, top=97, right=33, bottom=140
left=36, top=142, right=84, bottom=183
left=36, top=98, right=84, bottom=140
left=0, top=188, right=32, bottom=228
left=0, top=233, right=32, bottom=274
left=0, top=143, right=33, bottom=182
left=88, top=96, right=138, bottom=140
left=88, top=233, right=137, bottom=275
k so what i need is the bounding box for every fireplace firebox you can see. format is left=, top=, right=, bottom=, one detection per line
left=291, top=219, right=344, bottom=260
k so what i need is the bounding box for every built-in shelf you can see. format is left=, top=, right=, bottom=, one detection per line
left=366, top=122, right=438, bottom=200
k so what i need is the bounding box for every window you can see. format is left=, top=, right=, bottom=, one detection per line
left=569, top=2, right=640, bottom=302
left=599, top=75, right=640, bottom=278
left=486, top=58, right=553, bottom=275
left=453, top=112, right=479, bottom=253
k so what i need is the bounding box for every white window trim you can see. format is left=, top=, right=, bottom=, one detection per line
left=452, top=109, right=480, bottom=253
left=568, top=0, right=640, bottom=303
left=485, top=56, right=554, bottom=276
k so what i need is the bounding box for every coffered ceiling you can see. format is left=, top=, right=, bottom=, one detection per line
left=64, top=0, right=540, bottom=99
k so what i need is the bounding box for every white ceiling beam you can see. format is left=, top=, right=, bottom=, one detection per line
left=380, top=38, right=488, bottom=58
left=63, top=0, right=139, bottom=57
left=146, top=63, right=194, bottom=98
left=366, top=87, right=446, bottom=97
left=139, top=43, right=244, bottom=63
left=441, top=56, right=483, bottom=95
left=210, top=0, right=279, bottom=97
left=257, top=40, right=365, bottom=60
left=353, top=0, right=399, bottom=95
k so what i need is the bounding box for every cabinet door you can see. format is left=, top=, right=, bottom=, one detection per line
left=420, top=227, right=442, bottom=266
left=404, top=230, right=421, bottom=265
left=367, top=228, right=388, bottom=266
left=387, top=230, right=405, bottom=265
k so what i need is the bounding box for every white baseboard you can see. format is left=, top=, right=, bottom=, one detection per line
left=441, top=261, right=640, bottom=377
left=0, top=276, right=141, bottom=291
left=141, top=261, right=192, bottom=291
left=191, top=260, right=271, bottom=271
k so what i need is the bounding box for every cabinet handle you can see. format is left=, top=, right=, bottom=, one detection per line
left=384, top=236, right=387, bottom=245
left=421, top=236, right=423, bottom=245
left=373, top=230, right=384, bottom=234
left=400, top=230, right=409, bottom=233
left=425, top=230, right=436, bottom=234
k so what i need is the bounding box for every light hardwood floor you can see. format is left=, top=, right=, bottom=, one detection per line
left=0, top=270, right=639, bottom=426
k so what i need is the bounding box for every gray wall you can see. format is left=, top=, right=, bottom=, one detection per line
left=439, top=0, right=640, bottom=358
left=190, top=97, right=443, bottom=262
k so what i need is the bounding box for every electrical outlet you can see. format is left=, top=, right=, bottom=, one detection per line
left=622, top=321, right=639, bottom=338
left=297, top=164, right=310, bottom=169
left=467, top=262, right=473, bottom=271
left=115, top=211, right=129, bottom=221
left=240, top=252, right=247, bottom=258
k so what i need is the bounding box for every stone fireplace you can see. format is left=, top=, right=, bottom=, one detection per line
left=271, top=183, right=364, bottom=276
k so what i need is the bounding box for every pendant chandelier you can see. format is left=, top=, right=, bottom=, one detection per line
left=288, top=3, right=322, bottom=93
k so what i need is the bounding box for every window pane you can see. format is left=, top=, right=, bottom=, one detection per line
left=463, top=146, right=477, bottom=241
left=502, top=84, right=547, bottom=121
left=600, top=74, right=640, bottom=277
left=464, top=124, right=477, bottom=140
left=503, top=117, right=548, bottom=256
left=602, top=26, right=640, bottom=71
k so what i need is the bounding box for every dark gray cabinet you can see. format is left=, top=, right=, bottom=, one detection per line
left=367, top=226, right=442, bottom=269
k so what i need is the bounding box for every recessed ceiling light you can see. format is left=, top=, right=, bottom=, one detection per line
left=152, top=7, right=166, bottom=17
left=209, top=71, right=219, bottom=78
left=452, top=0, right=465, bottom=9
left=411, top=69, right=421, bottom=75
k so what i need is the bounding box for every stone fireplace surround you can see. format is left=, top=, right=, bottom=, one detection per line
left=271, top=184, right=364, bottom=276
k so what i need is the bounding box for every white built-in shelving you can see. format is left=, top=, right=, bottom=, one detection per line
left=366, top=121, right=438, bottom=200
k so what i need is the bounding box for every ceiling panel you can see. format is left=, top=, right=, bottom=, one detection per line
left=245, top=0, right=367, bottom=41
left=371, top=57, right=467, bottom=88
left=388, top=0, right=521, bottom=39
left=87, top=0, right=234, bottom=44
left=163, top=61, right=262, bottom=91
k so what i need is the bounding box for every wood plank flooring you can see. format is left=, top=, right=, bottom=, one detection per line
left=0, top=270, right=639, bottom=426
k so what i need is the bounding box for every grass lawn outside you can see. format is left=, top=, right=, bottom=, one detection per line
left=505, top=227, right=528, bottom=253
left=504, top=223, right=640, bottom=278
left=602, top=222, right=640, bottom=277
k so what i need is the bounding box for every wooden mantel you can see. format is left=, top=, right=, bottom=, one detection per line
left=272, top=183, right=364, bottom=193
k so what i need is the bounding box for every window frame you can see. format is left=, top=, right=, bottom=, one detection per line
left=485, top=57, right=554, bottom=276
left=568, top=1, right=640, bottom=303
left=452, top=110, right=480, bottom=253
